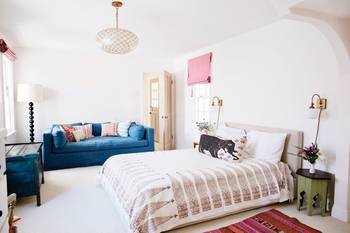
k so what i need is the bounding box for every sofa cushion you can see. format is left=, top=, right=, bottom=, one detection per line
left=52, top=136, right=148, bottom=153
left=52, top=123, right=83, bottom=142
left=74, top=124, right=94, bottom=139
left=85, top=123, right=110, bottom=136
left=101, top=122, right=118, bottom=136
left=72, top=129, right=86, bottom=142
left=61, top=125, right=76, bottom=142
left=118, top=121, right=132, bottom=137
left=52, top=126, right=67, bottom=148
left=129, top=124, right=145, bottom=140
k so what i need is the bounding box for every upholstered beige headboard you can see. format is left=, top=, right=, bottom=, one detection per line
left=225, top=122, right=304, bottom=175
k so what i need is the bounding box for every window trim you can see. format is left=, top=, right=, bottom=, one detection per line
left=1, top=54, right=16, bottom=134
left=192, top=83, right=210, bottom=123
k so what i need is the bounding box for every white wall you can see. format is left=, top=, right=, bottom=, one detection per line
left=172, top=19, right=339, bottom=172
left=287, top=9, right=350, bottom=222
left=14, top=48, right=167, bottom=142
left=171, top=17, right=350, bottom=221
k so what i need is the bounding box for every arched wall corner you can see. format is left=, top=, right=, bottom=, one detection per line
left=285, top=11, right=350, bottom=223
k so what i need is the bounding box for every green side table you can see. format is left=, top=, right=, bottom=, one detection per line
left=296, top=168, right=332, bottom=216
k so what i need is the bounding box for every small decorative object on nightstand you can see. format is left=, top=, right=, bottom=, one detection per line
left=296, top=168, right=332, bottom=216
left=297, top=143, right=324, bottom=174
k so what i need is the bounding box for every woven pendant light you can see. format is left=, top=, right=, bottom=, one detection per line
left=96, top=1, right=138, bottom=54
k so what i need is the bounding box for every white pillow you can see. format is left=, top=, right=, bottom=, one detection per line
left=247, top=130, right=287, bottom=164
left=215, top=125, right=245, bottom=139
left=118, top=121, right=132, bottom=137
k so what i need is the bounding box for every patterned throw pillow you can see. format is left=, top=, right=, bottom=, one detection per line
left=73, top=124, right=93, bottom=139
left=219, top=134, right=248, bottom=159
left=61, top=125, right=76, bottom=142
left=101, top=122, right=118, bottom=136
left=198, top=134, right=245, bottom=162
left=72, top=129, right=86, bottom=142
left=117, top=121, right=132, bottom=137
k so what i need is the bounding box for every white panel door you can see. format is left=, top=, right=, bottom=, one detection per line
left=143, top=72, right=174, bottom=151
left=161, top=72, right=173, bottom=150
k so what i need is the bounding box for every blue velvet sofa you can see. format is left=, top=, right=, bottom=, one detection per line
left=42, top=123, right=154, bottom=171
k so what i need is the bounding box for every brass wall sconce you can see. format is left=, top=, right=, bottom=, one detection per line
left=310, top=94, right=327, bottom=110
left=309, top=94, right=327, bottom=145
left=211, top=96, right=223, bottom=129
left=211, top=96, right=223, bottom=107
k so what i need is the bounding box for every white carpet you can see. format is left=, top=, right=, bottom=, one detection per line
left=14, top=166, right=350, bottom=233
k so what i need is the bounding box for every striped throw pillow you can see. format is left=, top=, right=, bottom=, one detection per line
left=72, top=129, right=86, bottom=142
left=101, top=122, right=118, bottom=136
left=117, top=121, right=131, bottom=137
left=74, top=124, right=93, bottom=139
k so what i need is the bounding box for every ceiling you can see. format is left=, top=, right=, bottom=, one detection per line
left=0, top=0, right=281, bottom=57
left=295, top=0, right=350, bottom=19
left=0, top=0, right=348, bottom=57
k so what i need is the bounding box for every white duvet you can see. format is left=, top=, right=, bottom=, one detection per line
left=99, top=149, right=294, bottom=233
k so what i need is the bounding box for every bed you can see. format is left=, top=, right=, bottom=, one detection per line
left=99, top=123, right=303, bottom=233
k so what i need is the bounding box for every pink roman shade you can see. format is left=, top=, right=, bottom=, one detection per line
left=0, top=39, right=16, bottom=61
left=187, top=52, right=212, bottom=85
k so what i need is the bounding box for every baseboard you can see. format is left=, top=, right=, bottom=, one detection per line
left=332, top=206, right=350, bottom=222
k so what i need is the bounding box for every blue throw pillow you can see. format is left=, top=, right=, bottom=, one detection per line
left=128, top=124, right=145, bottom=140
left=52, top=126, right=67, bottom=148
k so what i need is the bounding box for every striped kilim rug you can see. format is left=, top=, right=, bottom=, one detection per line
left=204, top=209, right=322, bottom=233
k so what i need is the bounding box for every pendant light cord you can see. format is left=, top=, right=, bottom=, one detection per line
left=115, top=6, right=119, bottom=30
left=216, top=106, right=221, bottom=130
left=314, top=108, right=322, bottom=146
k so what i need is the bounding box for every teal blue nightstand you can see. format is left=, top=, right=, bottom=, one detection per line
left=5, top=143, right=44, bottom=206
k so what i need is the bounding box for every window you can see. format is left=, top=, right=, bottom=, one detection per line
left=150, top=79, right=159, bottom=108
left=193, top=83, right=210, bottom=123
left=2, top=55, right=15, bottom=133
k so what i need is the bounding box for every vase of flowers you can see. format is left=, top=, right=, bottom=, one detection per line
left=309, top=163, right=316, bottom=174
left=297, top=143, right=322, bottom=174
left=196, top=122, right=213, bottom=135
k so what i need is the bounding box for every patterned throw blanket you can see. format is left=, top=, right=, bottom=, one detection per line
left=100, top=150, right=293, bottom=233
